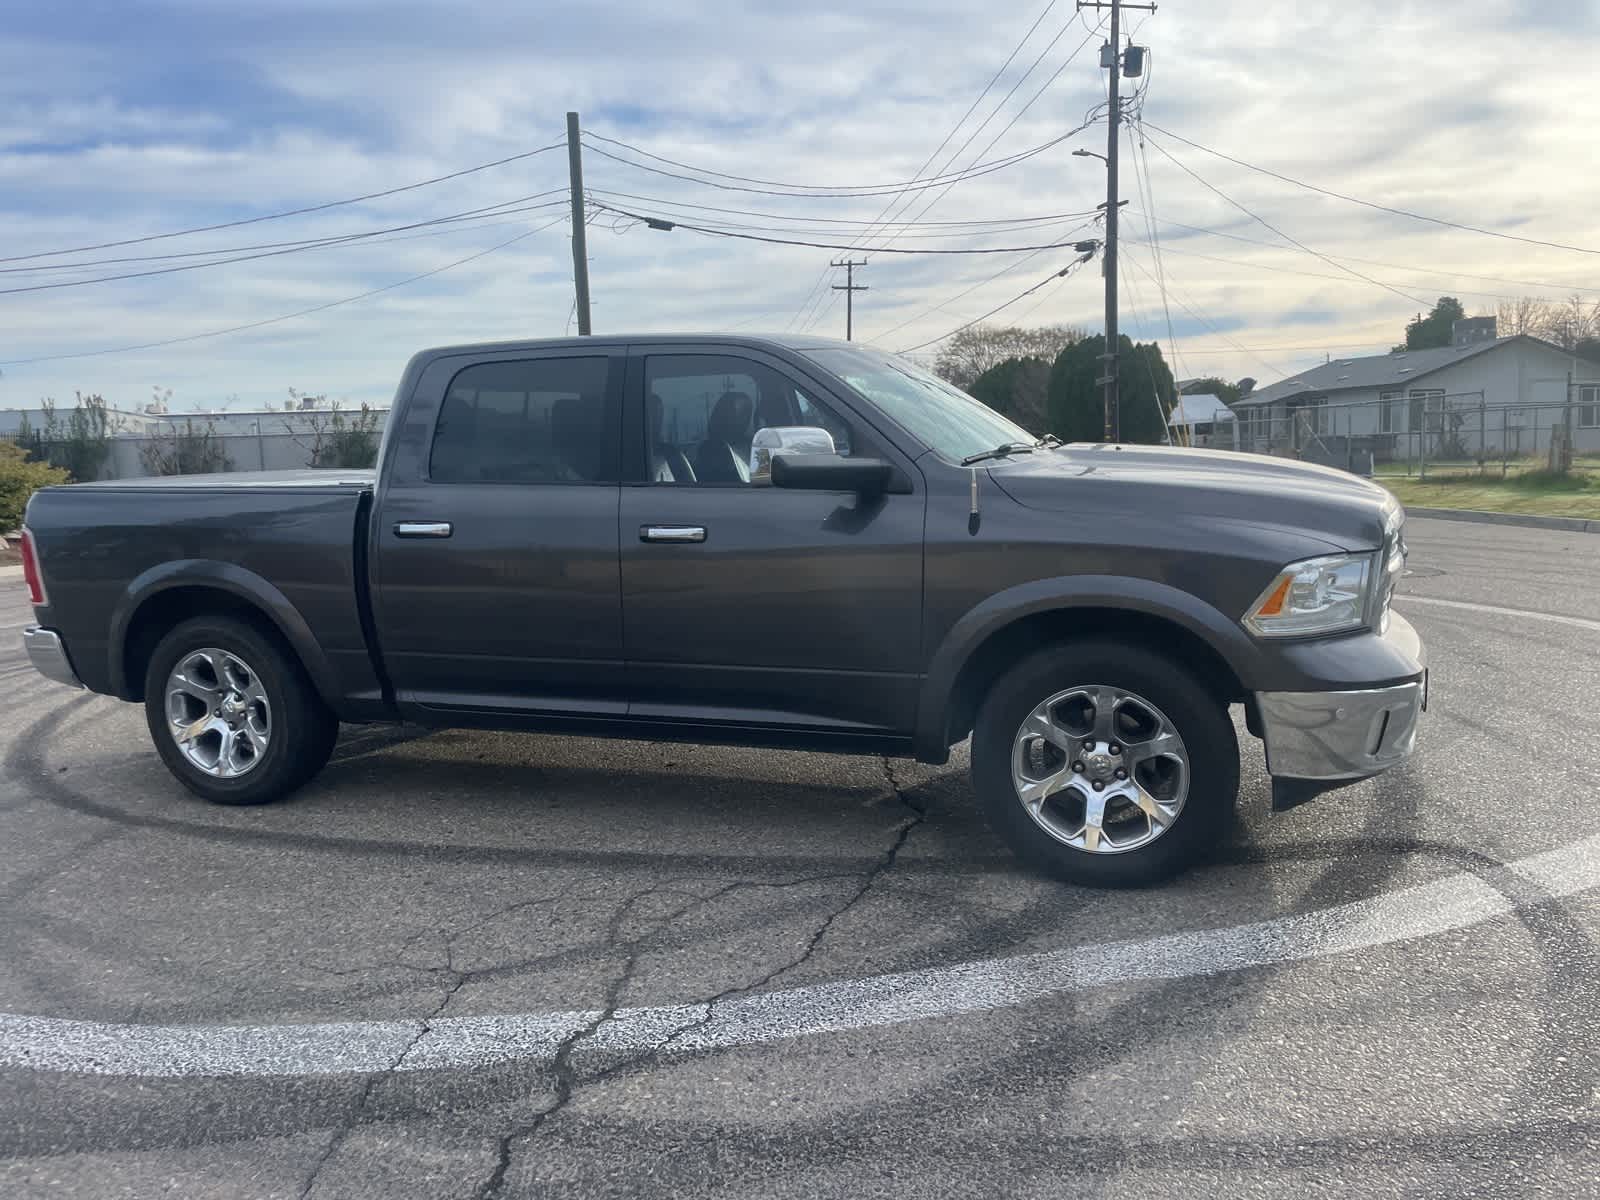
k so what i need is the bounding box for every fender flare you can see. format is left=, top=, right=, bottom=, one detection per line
left=913, top=574, right=1261, bottom=760
left=108, top=559, right=341, bottom=705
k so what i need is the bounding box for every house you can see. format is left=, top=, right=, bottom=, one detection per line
left=1233, top=319, right=1600, bottom=464
left=1167, top=393, right=1235, bottom=447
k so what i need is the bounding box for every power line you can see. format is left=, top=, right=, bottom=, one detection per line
left=1141, top=121, right=1600, bottom=259
left=579, top=128, right=1084, bottom=199
left=1138, top=130, right=1432, bottom=307
left=588, top=203, right=1102, bottom=241
left=782, top=4, right=1071, bottom=334
left=894, top=252, right=1096, bottom=353
left=1127, top=118, right=1185, bottom=383
left=857, top=9, right=1085, bottom=254
left=1149, top=241, right=1539, bottom=304
left=0, top=193, right=568, bottom=277
left=0, top=141, right=567, bottom=265
left=1124, top=209, right=1600, bottom=295
left=591, top=203, right=1103, bottom=255
left=0, top=198, right=570, bottom=297
left=867, top=218, right=1098, bottom=340
left=0, top=216, right=567, bottom=367
left=805, top=20, right=1102, bottom=335
left=836, top=0, right=1063, bottom=256
left=860, top=26, right=1105, bottom=257
left=584, top=190, right=1099, bottom=229
left=1119, top=245, right=1302, bottom=380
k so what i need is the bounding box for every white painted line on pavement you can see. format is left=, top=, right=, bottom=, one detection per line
left=1403, top=595, right=1600, bottom=633
left=4, top=830, right=1597, bottom=1079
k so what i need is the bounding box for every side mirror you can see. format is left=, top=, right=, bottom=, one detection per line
left=749, top=426, right=836, bottom=484
left=770, top=453, right=894, bottom=496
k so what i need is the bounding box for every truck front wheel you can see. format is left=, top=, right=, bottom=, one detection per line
left=143, top=615, right=339, bottom=806
left=971, top=640, right=1238, bottom=887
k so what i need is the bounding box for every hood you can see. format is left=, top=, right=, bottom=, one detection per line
left=989, top=443, right=1395, bottom=551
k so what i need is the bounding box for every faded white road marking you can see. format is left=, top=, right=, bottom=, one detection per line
left=1403, top=595, right=1600, bottom=634
left=4, top=831, right=1597, bottom=1079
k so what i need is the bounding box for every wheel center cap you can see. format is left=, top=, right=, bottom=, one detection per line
left=1084, top=751, right=1115, bottom=780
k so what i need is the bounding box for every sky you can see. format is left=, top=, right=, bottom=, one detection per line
left=1, top=0, right=1598, bottom=411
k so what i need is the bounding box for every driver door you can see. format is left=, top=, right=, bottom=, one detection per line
left=619, top=346, right=926, bottom=737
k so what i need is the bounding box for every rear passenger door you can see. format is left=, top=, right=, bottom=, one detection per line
left=374, top=347, right=627, bottom=717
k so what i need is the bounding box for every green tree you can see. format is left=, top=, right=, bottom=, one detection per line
left=933, top=323, right=1086, bottom=390
left=1179, top=376, right=1241, bottom=406
left=969, top=356, right=1052, bottom=433
left=1047, top=335, right=1175, bottom=444
left=0, top=440, right=69, bottom=532
left=1394, top=296, right=1465, bottom=352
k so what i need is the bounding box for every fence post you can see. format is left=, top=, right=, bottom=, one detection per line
left=1419, top=402, right=1428, bottom=480
left=1344, top=406, right=1353, bottom=473
left=1502, top=407, right=1508, bottom=477
left=1479, top=396, right=1486, bottom=475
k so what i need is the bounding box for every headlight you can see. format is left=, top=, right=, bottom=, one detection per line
left=1243, top=553, right=1374, bottom=638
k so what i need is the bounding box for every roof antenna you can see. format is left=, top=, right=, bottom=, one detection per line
left=968, top=467, right=981, bottom=535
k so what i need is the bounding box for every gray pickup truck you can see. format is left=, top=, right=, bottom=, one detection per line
left=19, top=334, right=1425, bottom=885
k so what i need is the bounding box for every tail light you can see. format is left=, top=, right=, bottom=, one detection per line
left=20, top=528, right=48, bottom=607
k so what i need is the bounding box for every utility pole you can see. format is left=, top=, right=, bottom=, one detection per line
left=830, top=258, right=868, bottom=340
left=1076, top=0, right=1155, bottom=440
left=566, top=111, right=592, bottom=336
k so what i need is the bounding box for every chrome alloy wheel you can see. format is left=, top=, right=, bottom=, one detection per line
left=164, top=648, right=271, bottom=779
left=1010, top=684, right=1189, bottom=854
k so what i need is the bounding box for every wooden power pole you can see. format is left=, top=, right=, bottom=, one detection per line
left=1076, top=0, right=1155, bottom=439
left=830, top=258, right=868, bottom=341
left=566, top=111, right=592, bottom=336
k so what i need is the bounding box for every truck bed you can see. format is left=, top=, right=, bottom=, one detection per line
left=24, top=472, right=384, bottom=713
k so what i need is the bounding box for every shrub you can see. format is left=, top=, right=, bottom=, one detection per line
left=16, top=393, right=115, bottom=481
left=0, top=439, right=69, bottom=532
left=139, top=419, right=233, bottom=476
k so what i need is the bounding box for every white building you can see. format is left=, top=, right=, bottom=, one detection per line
left=1234, top=320, right=1600, bottom=463
left=1168, top=393, right=1235, bottom=447
left=0, top=404, right=392, bottom=479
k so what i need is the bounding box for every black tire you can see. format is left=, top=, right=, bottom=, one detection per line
left=143, top=615, right=339, bottom=806
left=971, top=639, right=1238, bottom=887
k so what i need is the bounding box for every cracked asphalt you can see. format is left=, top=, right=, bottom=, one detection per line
left=3, top=516, right=1600, bottom=1198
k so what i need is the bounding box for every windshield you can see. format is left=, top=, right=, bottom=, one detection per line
left=803, top=346, right=1037, bottom=463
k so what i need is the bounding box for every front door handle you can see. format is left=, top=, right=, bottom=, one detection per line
left=394, top=521, right=453, bottom=538
left=640, top=525, right=706, bottom=543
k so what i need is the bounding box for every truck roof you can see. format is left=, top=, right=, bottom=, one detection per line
left=415, top=332, right=864, bottom=358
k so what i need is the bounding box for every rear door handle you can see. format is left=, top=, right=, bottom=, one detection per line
left=640, top=525, right=706, bottom=543
left=394, top=521, right=453, bottom=538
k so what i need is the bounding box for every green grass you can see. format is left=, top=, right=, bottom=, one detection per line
left=1379, top=468, right=1600, bottom=519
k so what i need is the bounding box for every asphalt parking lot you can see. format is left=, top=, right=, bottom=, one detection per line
left=3, top=515, right=1600, bottom=1199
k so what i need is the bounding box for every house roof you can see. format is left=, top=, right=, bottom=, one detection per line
left=1168, top=393, right=1233, bottom=425
left=1235, top=335, right=1555, bottom=407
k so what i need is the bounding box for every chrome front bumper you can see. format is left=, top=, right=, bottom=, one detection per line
left=22, top=626, right=84, bottom=690
left=1256, top=674, right=1425, bottom=783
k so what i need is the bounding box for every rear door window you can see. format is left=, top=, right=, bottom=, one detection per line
left=430, top=357, right=615, bottom=483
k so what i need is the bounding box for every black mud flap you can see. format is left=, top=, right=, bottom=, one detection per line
left=1271, top=777, right=1352, bottom=813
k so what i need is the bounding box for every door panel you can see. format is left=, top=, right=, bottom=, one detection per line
left=620, top=349, right=925, bottom=733
left=374, top=349, right=627, bottom=715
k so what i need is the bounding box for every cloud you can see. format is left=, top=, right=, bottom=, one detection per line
left=0, top=0, right=1597, bottom=410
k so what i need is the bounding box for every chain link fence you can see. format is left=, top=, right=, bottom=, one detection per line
left=1232, top=390, right=1600, bottom=479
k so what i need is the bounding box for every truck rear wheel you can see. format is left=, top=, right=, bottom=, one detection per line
left=143, top=615, right=339, bottom=806
left=971, top=640, right=1238, bottom=887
